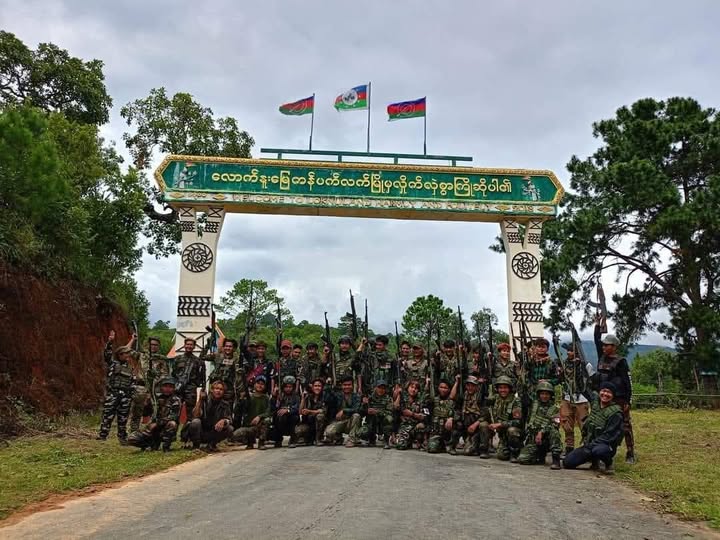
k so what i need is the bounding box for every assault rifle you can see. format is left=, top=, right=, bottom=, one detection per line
left=487, top=319, right=495, bottom=377
left=360, top=299, right=369, bottom=394
left=321, top=311, right=336, bottom=386
left=131, top=320, right=139, bottom=352
left=567, top=319, right=590, bottom=401
left=552, top=332, right=571, bottom=403
left=349, top=290, right=359, bottom=344
left=241, top=282, right=255, bottom=360
left=394, top=321, right=402, bottom=386
left=204, top=306, right=218, bottom=355
left=456, top=306, right=468, bottom=380
left=427, top=323, right=435, bottom=399
left=588, top=279, right=608, bottom=333
left=274, top=298, right=283, bottom=393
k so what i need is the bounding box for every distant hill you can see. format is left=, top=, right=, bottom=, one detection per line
left=574, top=341, right=675, bottom=367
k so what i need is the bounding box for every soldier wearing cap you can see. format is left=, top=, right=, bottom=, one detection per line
left=403, top=343, right=428, bottom=386
left=559, top=342, right=595, bottom=456
left=97, top=331, right=135, bottom=443
left=593, top=319, right=635, bottom=463
left=128, top=376, right=181, bottom=452
left=492, top=343, right=518, bottom=388
left=270, top=375, right=301, bottom=448
left=359, top=379, right=394, bottom=448
left=300, top=342, right=327, bottom=390
left=517, top=381, right=562, bottom=469
left=449, top=375, right=492, bottom=457
left=246, top=340, right=274, bottom=396
left=564, top=381, right=625, bottom=474
left=231, top=375, right=272, bottom=449
left=172, top=337, right=206, bottom=416
left=487, top=376, right=523, bottom=462
left=328, top=335, right=360, bottom=390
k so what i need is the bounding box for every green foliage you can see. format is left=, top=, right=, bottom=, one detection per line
left=152, top=320, right=171, bottom=330
left=216, top=278, right=292, bottom=331
left=120, top=87, right=256, bottom=257
left=0, top=31, right=112, bottom=125
left=542, top=97, right=720, bottom=369
left=401, top=295, right=454, bottom=343
left=470, top=307, right=510, bottom=346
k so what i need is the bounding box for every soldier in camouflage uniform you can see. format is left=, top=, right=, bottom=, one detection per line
left=128, top=377, right=181, bottom=452
left=492, top=343, right=518, bottom=387
left=129, top=335, right=171, bottom=432
left=246, top=341, right=274, bottom=395
left=323, top=375, right=362, bottom=447
left=403, top=344, right=428, bottom=386
left=487, top=376, right=523, bottom=462
left=329, top=336, right=360, bottom=390
left=270, top=375, right=301, bottom=448
left=299, top=342, right=327, bottom=390
left=427, top=379, right=456, bottom=454
left=98, top=335, right=135, bottom=443
left=359, top=380, right=394, bottom=448
left=517, top=381, right=562, bottom=469
left=395, top=380, right=427, bottom=450
left=450, top=375, right=492, bottom=457
left=433, top=339, right=461, bottom=384
left=172, top=338, right=206, bottom=415
left=202, top=338, right=240, bottom=405
left=359, top=335, right=397, bottom=389
left=232, top=376, right=272, bottom=449
left=296, top=378, right=328, bottom=445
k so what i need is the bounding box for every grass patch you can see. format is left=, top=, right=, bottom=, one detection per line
left=614, top=408, right=720, bottom=529
left=0, top=412, right=202, bottom=520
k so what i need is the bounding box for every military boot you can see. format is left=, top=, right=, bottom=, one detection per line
left=448, top=445, right=457, bottom=456
left=550, top=454, right=562, bottom=470
left=258, top=437, right=267, bottom=450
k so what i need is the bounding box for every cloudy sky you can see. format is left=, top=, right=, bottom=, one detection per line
left=3, top=0, right=718, bottom=343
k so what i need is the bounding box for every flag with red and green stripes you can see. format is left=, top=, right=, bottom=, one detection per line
left=387, top=97, right=426, bottom=121
left=334, top=85, right=368, bottom=111
left=279, top=95, right=314, bottom=115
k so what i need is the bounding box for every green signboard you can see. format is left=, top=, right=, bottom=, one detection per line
left=155, top=155, right=563, bottom=221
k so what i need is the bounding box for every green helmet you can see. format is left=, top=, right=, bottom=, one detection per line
left=282, top=375, right=296, bottom=386
left=494, top=376, right=514, bottom=389
left=536, top=380, right=555, bottom=395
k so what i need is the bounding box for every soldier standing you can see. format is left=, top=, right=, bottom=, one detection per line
left=202, top=338, right=240, bottom=406
left=434, top=339, right=460, bottom=383
left=128, top=335, right=171, bottom=432
left=127, top=377, right=181, bottom=452
left=359, top=335, right=397, bottom=389
left=526, top=338, right=560, bottom=397
left=172, top=337, right=206, bottom=415
left=296, top=378, right=328, bottom=445
left=449, top=375, right=492, bottom=457
left=403, top=343, right=428, bottom=385
left=517, top=381, right=562, bottom=469
left=231, top=376, right=272, bottom=449
left=97, top=332, right=134, bottom=443
left=331, top=336, right=360, bottom=389
left=487, top=376, right=523, bottom=462
left=492, top=343, right=518, bottom=387
left=559, top=344, right=594, bottom=456
left=300, top=342, right=327, bottom=390
left=427, top=379, right=456, bottom=454
left=593, top=322, right=635, bottom=464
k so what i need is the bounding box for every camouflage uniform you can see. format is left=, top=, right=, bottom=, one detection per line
left=492, top=359, right=518, bottom=387
left=278, top=357, right=301, bottom=382
left=402, top=358, right=428, bottom=386
left=232, top=391, right=272, bottom=447
left=517, top=384, right=562, bottom=465
left=395, top=393, right=427, bottom=450
left=334, top=350, right=359, bottom=385
left=368, top=350, right=398, bottom=388
left=489, top=388, right=523, bottom=461
left=99, top=343, right=135, bottom=441
left=172, top=352, right=206, bottom=412
left=359, top=389, right=394, bottom=445
left=128, top=380, right=181, bottom=451
left=435, top=353, right=460, bottom=383
left=451, top=389, right=492, bottom=456
left=129, top=350, right=170, bottom=432
left=427, top=394, right=455, bottom=454
left=270, top=389, right=301, bottom=446
left=299, top=354, right=328, bottom=387
left=295, top=392, right=327, bottom=444
left=203, top=351, right=239, bottom=403
left=324, top=391, right=362, bottom=444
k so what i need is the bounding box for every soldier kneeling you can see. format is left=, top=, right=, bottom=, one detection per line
left=517, top=381, right=562, bottom=469
left=487, top=376, right=523, bottom=462
left=128, top=377, right=181, bottom=452
left=186, top=380, right=234, bottom=452
left=427, top=379, right=455, bottom=454
left=231, top=376, right=272, bottom=450
left=295, top=378, right=328, bottom=445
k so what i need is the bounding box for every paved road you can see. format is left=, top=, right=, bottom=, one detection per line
left=1, top=446, right=712, bottom=539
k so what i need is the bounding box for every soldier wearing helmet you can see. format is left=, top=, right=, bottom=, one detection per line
left=128, top=376, right=181, bottom=452
left=517, top=380, right=562, bottom=469
left=487, top=376, right=523, bottom=462
left=270, top=375, right=301, bottom=448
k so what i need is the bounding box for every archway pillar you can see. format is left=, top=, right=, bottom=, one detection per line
left=500, top=218, right=545, bottom=359
left=173, top=206, right=225, bottom=354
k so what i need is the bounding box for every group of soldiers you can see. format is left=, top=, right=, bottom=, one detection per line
left=98, top=317, right=634, bottom=472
